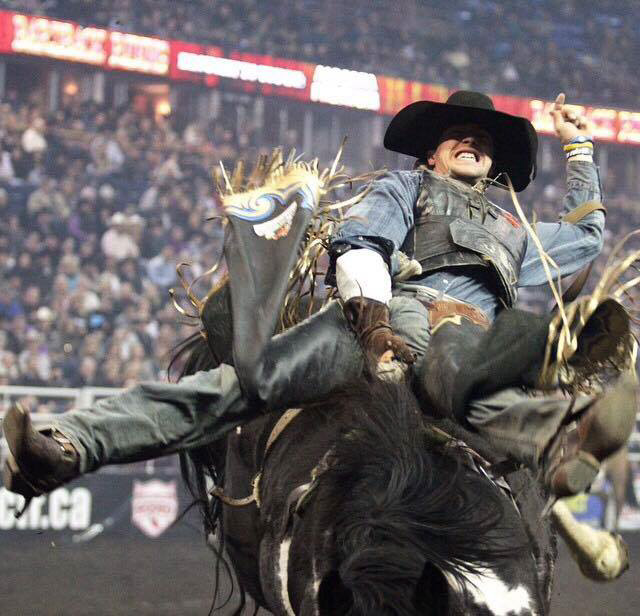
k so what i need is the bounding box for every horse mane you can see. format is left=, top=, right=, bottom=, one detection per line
left=170, top=333, right=248, bottom=615
left=318, top=379, right=525, bottom=616
left=168, top=333, right=223, bottom=531
left=168, top=320, right=534, bottom=615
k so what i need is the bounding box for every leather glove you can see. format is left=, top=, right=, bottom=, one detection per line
left=343, top=297, right=416, bottom=364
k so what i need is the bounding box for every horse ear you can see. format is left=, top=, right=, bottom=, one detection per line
left=414, top=561, right=450, bottom=613
left=317, top=570, right=353, bottom=615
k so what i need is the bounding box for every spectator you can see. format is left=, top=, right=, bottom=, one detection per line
left=147, top=245, right=177, bottom=289
left=58, top=254, right=82, bottom=290
left=66, top=356, right=99, bottom=387
left=18, top=329, right=51, bottom=383
left=0, top=144, right=16, bottom=182
left=101, top=212, right=140, bottom=260
left=21, top=116, right=47, bottom=155
left=27, top=176, right=70, bottom=218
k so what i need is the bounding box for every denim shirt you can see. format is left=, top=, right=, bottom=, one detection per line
left=331, top=161, right=604, bottom=321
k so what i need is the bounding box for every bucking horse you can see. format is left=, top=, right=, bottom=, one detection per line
left=171, top=150, right=632, bottom=615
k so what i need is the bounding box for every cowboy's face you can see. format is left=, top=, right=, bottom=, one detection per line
left=427, top=124, right=494, bottom=184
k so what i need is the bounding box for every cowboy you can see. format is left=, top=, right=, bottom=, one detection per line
left=3, top=91, right=636, bottom=505
left=330, top=90, right=636, bottom=492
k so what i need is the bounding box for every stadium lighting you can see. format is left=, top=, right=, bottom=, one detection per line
left=63, top=81, right=78, bottom=96
left=156, top=100, right=171, bottom=116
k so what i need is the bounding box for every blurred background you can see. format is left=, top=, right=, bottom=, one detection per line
left=0, top=1, right=639, bottom=614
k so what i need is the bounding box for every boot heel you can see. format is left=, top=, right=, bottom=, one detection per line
left=554, top=451, right=600, bottom=498
left=2, top=452, right=41, bottom=498
left=2, top=454, right=37, bottom=518
left=583, top=375, right=637, bottom=459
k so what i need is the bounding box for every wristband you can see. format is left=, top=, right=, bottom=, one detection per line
left=566, top=135, right=594, bottom=145
left=566, top=152, right=593, bottom=162
left=564, top=137, right=594, bottom=161
left=563, top=141, right=594, bottom=153
left=565, top=147, right=594, bottom=159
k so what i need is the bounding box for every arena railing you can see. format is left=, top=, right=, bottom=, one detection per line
left=1, top=385, right=639, bottom=462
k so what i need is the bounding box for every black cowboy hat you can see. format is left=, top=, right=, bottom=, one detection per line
left=384, top=90, right=538, bottom=192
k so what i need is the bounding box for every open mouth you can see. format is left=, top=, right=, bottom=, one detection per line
left=455, top=150, right=479, bottom=162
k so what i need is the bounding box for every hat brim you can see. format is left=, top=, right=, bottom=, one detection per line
left=383, top=100, right=538, bottom=192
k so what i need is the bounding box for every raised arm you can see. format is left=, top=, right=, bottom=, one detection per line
left=519, top=94, right=605, bottom=288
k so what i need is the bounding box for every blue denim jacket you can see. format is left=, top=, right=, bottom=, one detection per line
left=331, top=161, right=604, bottom=320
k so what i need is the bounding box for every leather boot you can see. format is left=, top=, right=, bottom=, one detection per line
left=543, top=374, right=637, bottom=498
left=2, top=404, right=80, bottom=498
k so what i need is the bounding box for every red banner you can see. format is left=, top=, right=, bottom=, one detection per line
left=0, top=11, right=168, bottom=75
left=106, top=31, right=169, bottom=76
left=2, top=10, right=640, bottom=145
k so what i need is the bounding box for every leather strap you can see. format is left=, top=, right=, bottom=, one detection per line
left=265, top=408, right=303, bottom=456
left=561, top=201, right=606, bottom=224
left=560, top=262, right=594, bottom=303
left=416, top=297, right=490, bottom=330
left=557, top=201, right=605, bottom=304
left=211, top=408, right=303, bottom=509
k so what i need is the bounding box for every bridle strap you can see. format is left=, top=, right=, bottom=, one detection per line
left=210, top=408, right=303, bottom=508
left=265, top=408, right=303, bottom=455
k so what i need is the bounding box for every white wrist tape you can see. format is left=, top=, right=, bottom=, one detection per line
left=336, top=248, right=392, bottom=304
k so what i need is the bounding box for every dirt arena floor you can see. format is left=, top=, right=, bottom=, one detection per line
left=2, top=531, right=639, bottom=615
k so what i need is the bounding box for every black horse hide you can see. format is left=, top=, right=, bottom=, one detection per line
left=218, top=380, right=556, bottom=616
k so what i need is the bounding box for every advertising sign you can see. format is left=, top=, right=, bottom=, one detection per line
left=107, top=31, right=169, bottom=75
left=3, top=10, right=640, bottom=144
left=0, top=11, right=169, bottom=76
left=131, top=479, right=179, bottom=538
left=10, top=12, right=107, bottom=65
left=0, top=470, right=195, bottom=541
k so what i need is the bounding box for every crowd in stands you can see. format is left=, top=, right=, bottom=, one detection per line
left=0, top=90, right=238, bottom=404
left=3, top=0, right=640, bottom=108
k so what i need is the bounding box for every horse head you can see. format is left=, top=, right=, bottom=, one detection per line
left=303, top=380, right=550, bottom=616
left=169, top=303, right=553, bottom=615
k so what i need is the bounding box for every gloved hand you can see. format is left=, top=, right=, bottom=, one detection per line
left=343, top=297, right=416, bottom=364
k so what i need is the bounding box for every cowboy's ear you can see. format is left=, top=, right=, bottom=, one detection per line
left=426, top=150, right=436, bottom=169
